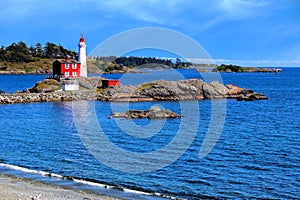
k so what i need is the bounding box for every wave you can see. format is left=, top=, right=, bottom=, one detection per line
left=0, top=163, right=63, bottom=179
left=0, top=162, right=178, bottom=200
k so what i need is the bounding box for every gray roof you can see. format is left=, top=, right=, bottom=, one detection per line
left=54, top=59, right=80, bottom=64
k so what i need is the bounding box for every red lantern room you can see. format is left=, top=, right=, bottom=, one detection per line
left=79, top=33, right=85, bottom=42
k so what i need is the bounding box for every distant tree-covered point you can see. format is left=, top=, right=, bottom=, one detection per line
left=89, top=56, right=193, bottom=72
left=0, top=41, right=77, bottom=63
left=212, top=64, right=276, bottom=73
left=212, top=64, right=244, bottom=72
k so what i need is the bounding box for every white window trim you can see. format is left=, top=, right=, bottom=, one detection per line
left=65, top=63, right=69, bottom=69
left=65, top=72, right=69, bottom=77
left=72, top=64, right=77, bottom=69
left=72, top=71, right=77, bottom=76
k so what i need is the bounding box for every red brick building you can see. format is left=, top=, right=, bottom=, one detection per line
left=53, top=58, right=81, bottom=78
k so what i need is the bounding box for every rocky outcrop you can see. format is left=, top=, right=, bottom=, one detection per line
left=98, top=79, right=268, bottom=102
left=225, top=84, right=268, bottom=101
left=0, top=91, right=96, bottom=104
left=28, top=77, right=106, bottom=93
left=111, top=106, right=181, bottom=119
left=0, top=78, right=268, bottom=104
left=78, top=77, right=106, bottom=89
left=29, top=79, right=62, bottom=93
left=139, top=79, right=204, bottom=101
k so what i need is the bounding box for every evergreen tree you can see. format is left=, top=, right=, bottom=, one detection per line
left=35, top=43, right=43, bottom=57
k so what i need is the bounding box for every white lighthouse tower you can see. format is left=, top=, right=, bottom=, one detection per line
left=78, top=34, right=87, bottom=77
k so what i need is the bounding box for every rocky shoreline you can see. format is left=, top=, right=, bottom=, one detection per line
left=0, top=78, right=268, bottom=104
left=0, top=91, right=96, bottom=104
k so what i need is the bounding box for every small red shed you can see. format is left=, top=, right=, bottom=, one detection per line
left=53, top=58, right=81, bottom=78
left=102, top=80, right=120, bottom=88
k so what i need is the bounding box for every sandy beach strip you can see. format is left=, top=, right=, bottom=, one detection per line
left=0, top=173, right=123, bottom=200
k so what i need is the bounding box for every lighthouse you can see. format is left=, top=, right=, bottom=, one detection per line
left=78, top=34, right=87, bottom=77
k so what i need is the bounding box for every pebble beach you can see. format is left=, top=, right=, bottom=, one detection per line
left=0, top=174, right=122, bottom=200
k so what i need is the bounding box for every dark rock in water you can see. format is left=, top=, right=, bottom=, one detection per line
left=111, top=106, right=181, bottom=119
left=236, top=93, right=268, bottom=101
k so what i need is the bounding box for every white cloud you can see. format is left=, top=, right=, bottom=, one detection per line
left=89, top=0, right=185, bottom=25
left=218, top=0, right=269, bottom=20
left=0, top=0, right=271, bottom=30
left=84, top=0, right=273, bottom=32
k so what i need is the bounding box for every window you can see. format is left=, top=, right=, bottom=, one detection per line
left=72, top=64, right=77, bottom=69
left=65, top=63, right=69, bottom=69
left=72, top=72, right=77, bottom=77
left=65, top=72, right=69, bottom=77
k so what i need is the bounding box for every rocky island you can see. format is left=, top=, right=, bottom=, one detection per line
left=212, top=64, right=282, bottom=73
left=0, top=77, right=268, bottom=104
left=111, top=106, right=181, bottom=119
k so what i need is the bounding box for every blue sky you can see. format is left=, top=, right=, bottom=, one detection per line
left=1, top=0, right=299, bottom=66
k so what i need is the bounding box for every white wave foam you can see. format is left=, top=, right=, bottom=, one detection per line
left=74, top=178, right=163, bottom=198
left=0, top=163, right=62, bottom=179
left=123, top=188, right=151, bottom=195
left=50, top=173, right=63, bottom=179
left=73, top=178, right=107, bottom=188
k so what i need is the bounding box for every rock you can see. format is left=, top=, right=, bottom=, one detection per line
left=149, top=109, right=180, bottom=119
left=237, top=93, right=268, bottom=101
left=29, top=79, right=61, bottom=93
left=149, top=105, right=162, bottom=112
left=111, top=106, right=180, bottom=119
left=225, top=84, right=268, bottom=101
left=148, top=106, right=164, bottom=119
left=138, top=79, right=205, bottom=101
left=202, top=81, right=229, bottom=98
left=80, top=77, right=106, bottom=89
left=210, top=81, right=230, bottom=96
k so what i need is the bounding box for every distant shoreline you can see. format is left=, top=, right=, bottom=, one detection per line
left=211, top=64, right=283, bottom=73
left=0, top=67, right=282, bottom=75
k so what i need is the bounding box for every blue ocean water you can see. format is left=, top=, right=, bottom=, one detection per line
left=0, top=74, right=45, bottom=93
left=0, top=68, right=299, bottom=199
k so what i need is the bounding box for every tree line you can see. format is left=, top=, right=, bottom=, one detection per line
left=0, top=41, right=77, bottom=63
left=0, top=41, right=193, bottom=69
left=213, top=64, right=243, bottom=72
left=92, top=56, right=193, bottom=69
